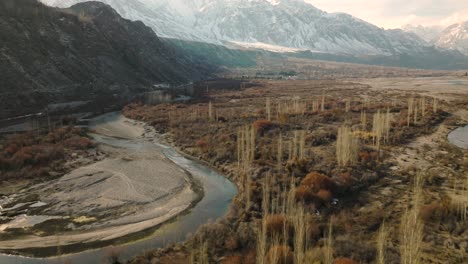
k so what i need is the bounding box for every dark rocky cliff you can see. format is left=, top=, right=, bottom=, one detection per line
left=0, top=0, right=213, bottom=119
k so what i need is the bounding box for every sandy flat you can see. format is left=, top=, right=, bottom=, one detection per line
left=89, top=112, right=146, bottom=139
left=357, top=76, right=468, bottom=101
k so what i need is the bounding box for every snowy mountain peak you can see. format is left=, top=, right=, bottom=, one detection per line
left=42, top=0, right=430, bottom=56
left=266, top=0, right=281, bottom=5
left=435, top=21, right=468, bottom=55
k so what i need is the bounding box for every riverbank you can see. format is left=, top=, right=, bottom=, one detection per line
left=0, top=113, right=201, bottom=255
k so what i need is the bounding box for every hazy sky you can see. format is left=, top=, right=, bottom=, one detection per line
left=306, top=0, right=468, bottom=28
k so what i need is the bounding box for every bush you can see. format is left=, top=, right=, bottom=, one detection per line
left=420, top=199, right=450, bottom=222
left=358, top=151, right=378, bottom=164
left=11, top=145, right=63, bottom=167
left=64, top=136, right=93, bottom=149
left=265, top=214, right=287, bottom=236
left=253, top=119, right=274, bottom=133
left=0, top=126, right=90, bottom=181
left=316, top=189, right=332, bottom=202
left=301, top=172, right=336, bottom=193
left=295, top=185, right=316, bottom=202
left=338, top=171, right=354, bottom=186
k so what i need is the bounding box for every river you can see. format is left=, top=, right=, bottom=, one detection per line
left=448, top=125, right=468, bottom=150
left=0, top=114, right=237, bottom=264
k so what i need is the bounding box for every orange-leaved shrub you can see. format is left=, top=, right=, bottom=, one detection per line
left=358, top=151, right=378, bottom=163
left=295, top=172, right=336, bottom=205
left=295, top=185, right=316, bottom=202
left=265, top=214, right=288, bottom=236
left=252, top=119, right=274, bottom=133
left=0, top=126, right=93, bottom=180
left=301, top=172, right=336, bottom=193
left=316, top=189, right=333, bottom=202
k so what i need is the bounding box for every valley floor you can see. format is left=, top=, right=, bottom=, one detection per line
left=124, top=76, right=467, bottom=264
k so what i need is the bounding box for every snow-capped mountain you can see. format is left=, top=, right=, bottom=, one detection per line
left=402, top=24, right=443, bottom=43
left=435, top=22, right=468, bottom=55
left=41, top=0, right=431, bottom=55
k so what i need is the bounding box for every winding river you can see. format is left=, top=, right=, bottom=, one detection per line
left=0, top=115, right=237, bottom=264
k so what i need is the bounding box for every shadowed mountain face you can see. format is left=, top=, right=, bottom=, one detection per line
left=0, top=0, right=213, bottom=119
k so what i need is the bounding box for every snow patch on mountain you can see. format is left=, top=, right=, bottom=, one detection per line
left=228, top=41, right=307, bottom=53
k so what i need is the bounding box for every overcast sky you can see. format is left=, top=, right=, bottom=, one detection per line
left=306, top=0, right=468, bottom=29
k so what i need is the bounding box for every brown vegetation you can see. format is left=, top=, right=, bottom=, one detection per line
left=265, top=214, right=288, bottom=237
left=0, top=126, right=94, bottom=181
left=253, top=119, right=275, bottom=133
left=222, top=255, right=242, bottom=264
left=301, top=172, right=336, bottom=193
left=122, top=78, right=463, bottom=264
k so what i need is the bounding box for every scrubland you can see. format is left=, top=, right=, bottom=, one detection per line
left=0, top=126, right=94, bottom=183
left=124, top=78, right=467, bottom=264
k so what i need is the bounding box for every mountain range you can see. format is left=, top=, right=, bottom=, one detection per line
left=2, top=0, right=468, bottom=120
left=40, top=0, right=434, bottom=56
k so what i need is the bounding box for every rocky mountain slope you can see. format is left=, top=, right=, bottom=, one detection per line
left=0, top=0, right=212, bottom=119
left=435, top=21, right=468, bottom=55
left=42, top=0, right=432, bottom=56
left=404, top=22, right=468, bottom=56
